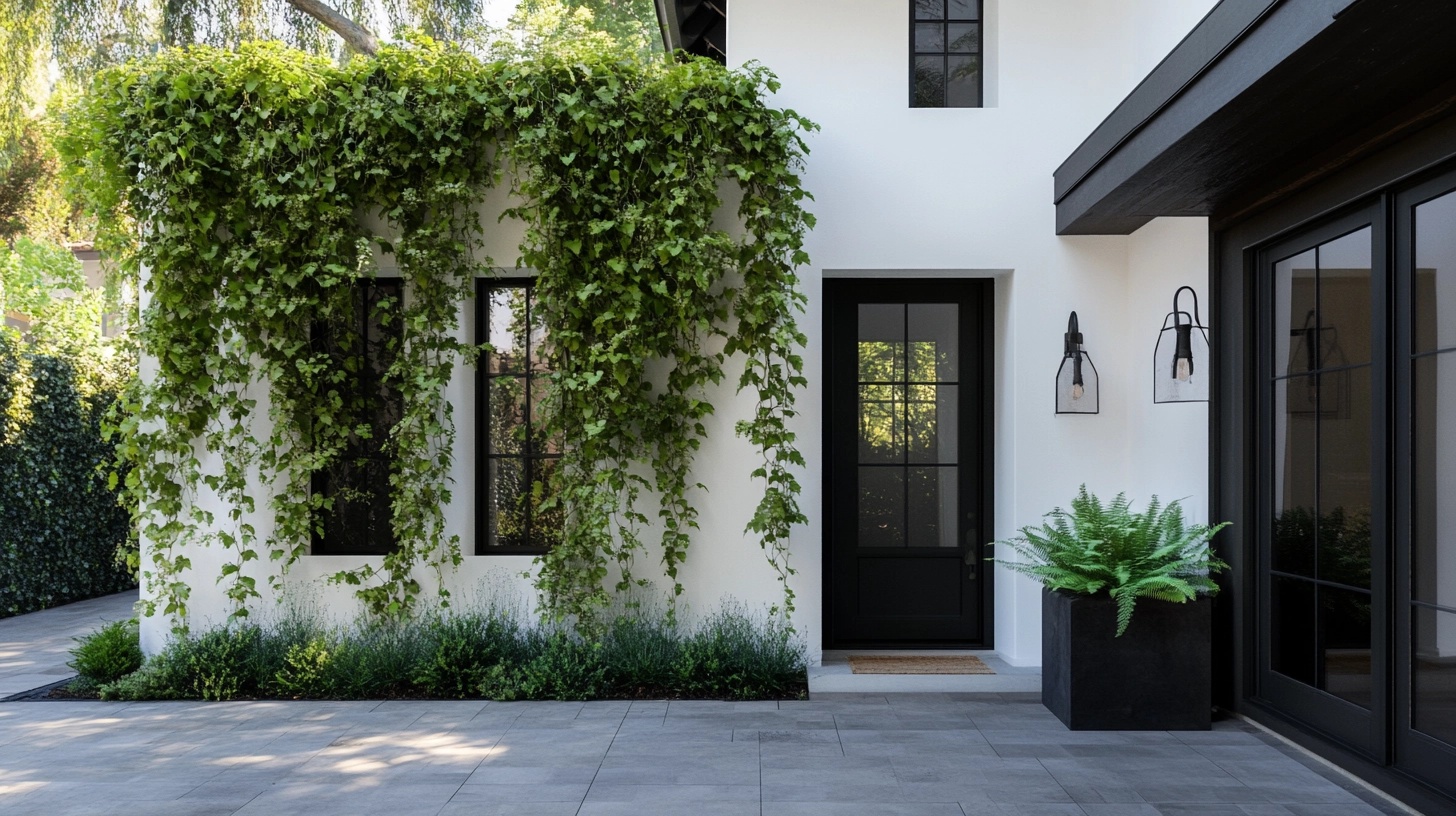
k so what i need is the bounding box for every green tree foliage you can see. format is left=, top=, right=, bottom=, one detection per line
left=62, top=30, right=813, bottom=630
left=0, top=241, right=133, bottom=618
left=0, top=0, right=664, bottom=146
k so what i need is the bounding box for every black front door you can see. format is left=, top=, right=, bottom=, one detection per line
left=824, top=279, right=992, bottom=646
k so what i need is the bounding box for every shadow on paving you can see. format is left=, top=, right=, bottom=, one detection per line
left=0, top=692, right=1410, bottom=816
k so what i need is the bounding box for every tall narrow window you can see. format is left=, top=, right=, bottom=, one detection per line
left=477, top=280, right=562, bottom=554
left=312, top=278, right=403, bottom=556
left=912, top=0, right=982, bottom=108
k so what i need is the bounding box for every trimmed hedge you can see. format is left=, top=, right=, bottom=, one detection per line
left=0, top=332, right=134, bottom=617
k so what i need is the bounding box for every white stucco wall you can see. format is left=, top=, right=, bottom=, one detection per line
left=139, top=0, right=1223, bottom=665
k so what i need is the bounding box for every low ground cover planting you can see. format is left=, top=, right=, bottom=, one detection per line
left=65, top=603, right=807, bottom=702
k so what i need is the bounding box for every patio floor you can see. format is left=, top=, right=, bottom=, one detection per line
left=0, top=693, right=1412, bottom=816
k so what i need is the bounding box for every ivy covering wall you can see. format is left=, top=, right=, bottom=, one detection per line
left=61, top=35, right=816, bottom=631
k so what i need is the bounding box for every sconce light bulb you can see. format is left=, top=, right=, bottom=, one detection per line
left=1071, top=383, right=1084, bottom=401
left=1175, top=356, right=1192, bottom=381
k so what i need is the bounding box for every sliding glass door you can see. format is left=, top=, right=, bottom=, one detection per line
left=1253, top=168, right=1456, bottom=798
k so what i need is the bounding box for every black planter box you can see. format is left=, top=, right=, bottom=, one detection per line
left=1042, top=588, right=1212, bottom=730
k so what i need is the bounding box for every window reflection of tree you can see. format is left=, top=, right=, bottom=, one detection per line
left=485, top=284, right=563, bottom=551
left=858, top=337, right=949, bottom=547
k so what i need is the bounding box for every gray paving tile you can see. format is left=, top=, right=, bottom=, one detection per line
left=761, top=782, right=909, bottom=802
left=764, top=802, right=964, bottom=815
left=437, top=804, right=581, bottom=816
left=577, top=803, right=761, bottom=816
left=582, top=782, right=761, bottom=802
left=447, top=782, right=592, bottom=803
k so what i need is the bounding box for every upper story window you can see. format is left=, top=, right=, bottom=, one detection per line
left=477, top=279, right=563, bottom=554
left=312, top=278, right=402, bottom=556
left=912, top=0, right=982, bottom=108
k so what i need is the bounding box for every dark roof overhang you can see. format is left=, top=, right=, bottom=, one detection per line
left=656, top=0, right=727, bottom=64
left=1054, top=0, right=1456, bottom=235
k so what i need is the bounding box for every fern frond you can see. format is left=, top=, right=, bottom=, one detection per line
left=991, top=485, right=1230, bottom=636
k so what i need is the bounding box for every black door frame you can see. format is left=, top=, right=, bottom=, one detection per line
left=1250, top=201, right=1388, bottom=757
left=1212, top=115, right=1456, bottom=813
left=821, top=277, right=995, bottom=649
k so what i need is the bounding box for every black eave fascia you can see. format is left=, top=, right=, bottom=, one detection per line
left=1053, top=0, right=1362, bottom=235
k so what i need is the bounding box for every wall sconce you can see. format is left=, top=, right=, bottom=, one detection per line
left=1153, top=286, right=1210, bottom=404
left=1056, top=311, right=1099, bottom=414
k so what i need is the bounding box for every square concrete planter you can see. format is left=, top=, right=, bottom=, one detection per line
left=1042, top=588, right=1212, bottom=730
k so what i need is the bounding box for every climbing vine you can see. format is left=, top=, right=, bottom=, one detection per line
left=61, top=34, right=815, bottom=630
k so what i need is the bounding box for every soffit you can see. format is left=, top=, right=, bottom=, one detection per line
left=1054, top=0, right=1456, bottom=235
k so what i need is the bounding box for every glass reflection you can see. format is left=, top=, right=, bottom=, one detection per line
left=907, top=468, right=957, bottom=548
left=1320, top=585, right=1373, bottom=708
left=914, top=57, right=945, bottom=108
left=859, top=385, right=905, bottom=463
left=1414, top=606, right=1456, bottom=748
left=488, top=287, right=528, bottom=373
left=859, top=467, right=905, bottom=547
left=1413, top=353, right=1456, bottom=606
left=1272, top=576, right=1317, bottom=686
left=1415, top=188, right=1456, bottom=353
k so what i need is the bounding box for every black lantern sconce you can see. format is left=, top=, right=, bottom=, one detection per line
left=1153, top=286, right=1210, bottom=404
left=1056, top=311, right=1099, bottom=414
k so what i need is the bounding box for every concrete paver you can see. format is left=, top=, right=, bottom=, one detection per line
left=0, top=696, right=1410, bottom=816
left=0, top=590, right=138, bottom=699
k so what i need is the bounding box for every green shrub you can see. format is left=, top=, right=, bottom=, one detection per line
left=68, top=618, right=142, bottom=683
left=164, top=627, right=263, bottom=700
left=272, top=637, right=335, bottom=698
left=78, top=601, right=807, bottom=701
left=477, top=632, right=605, bottom=702
left=415, top=610, right=525, bottom=698
left=600, top=615, right=680, bottom=695
left=673, top=606, right=805, bottom=700
left=325, top=621, right=428, bottom=698
left=97, top=663, right=184, bottom=701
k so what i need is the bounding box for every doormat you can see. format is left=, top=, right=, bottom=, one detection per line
left=847, top=655, right=994, bottom=675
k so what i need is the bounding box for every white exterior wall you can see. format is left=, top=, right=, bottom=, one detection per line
left=140, top=0, right=1222, bottom=665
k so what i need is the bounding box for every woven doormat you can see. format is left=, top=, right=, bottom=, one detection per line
left=848, top=655, right=994, bottom=675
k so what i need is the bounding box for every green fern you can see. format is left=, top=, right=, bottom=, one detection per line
left=995, top=486, right=1229, bottom=636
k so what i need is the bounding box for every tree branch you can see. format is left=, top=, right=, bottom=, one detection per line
left=285, top=0, right=380, bottom=56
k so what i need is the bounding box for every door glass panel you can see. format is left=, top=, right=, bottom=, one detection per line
left=1272, top=575, right=1317, bottom=685
left=1272, top=376, right=1317, bottom=578
left=1415, top=188, right=1456, bottom=353
left=1318, top=366, right=1372, bottom=590
left=907, top=384, right=957, bottom=463
left=907, top=304, right=958, bottom=381
left=1320, top=584, right=1373, bottom=708
left=859, top=467, right=904, bottom=547
left=1412, top=352, right=1456, bottom=605
left=1413, top=606, right=1456, bottom=748
left=859, top=384, right=905, bottom=463
left=907, top=468, right=957, bottom=548
left=1317, top=227, right=1372, bottom=367
left=859, top=304, right=905, bottom=381
left=1275, top=248, right=1317, bottom=378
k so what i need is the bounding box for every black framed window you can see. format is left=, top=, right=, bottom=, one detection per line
left=911, top=0, right=982, bottom=108
left=311, top=278, right=402, bottom=556
left=476, top=279, right=562, bottom=554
